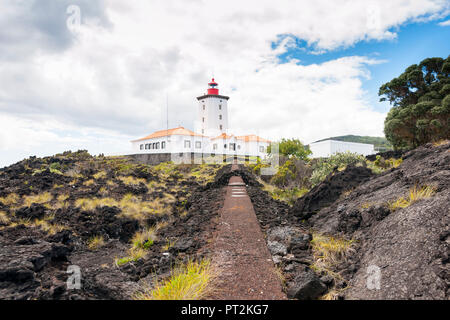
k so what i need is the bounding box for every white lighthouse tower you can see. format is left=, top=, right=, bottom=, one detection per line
left=196, top=78, right=229, bottom=137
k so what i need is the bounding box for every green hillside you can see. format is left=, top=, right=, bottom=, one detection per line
left=314, top=135, right=393, bottom=152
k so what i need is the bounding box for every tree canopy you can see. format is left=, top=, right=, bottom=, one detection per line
left=380, top=56, right=450, bottom=149
left=268, top=138, right=312, bottom=160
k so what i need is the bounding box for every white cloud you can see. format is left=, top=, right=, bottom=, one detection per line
left=0, top=0, right=448, bottom=167
left=438, top=19, right=450, bottom=26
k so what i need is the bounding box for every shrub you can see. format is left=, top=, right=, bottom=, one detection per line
left=49, top=162, right=63, bottom=175
left=310, top=152, right=366, bottom=186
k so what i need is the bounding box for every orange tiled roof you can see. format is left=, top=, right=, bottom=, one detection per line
left=236, top=135, right=271, bottom=143
left=210, top=133, right=270, bottom=143
left=131, top=127, right=206, bottom=142
left=210, top=133, right=235, bottom=140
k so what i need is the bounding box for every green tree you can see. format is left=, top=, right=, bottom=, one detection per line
left=268, top=138, right=312, bottom=160
left=380, top=55, right=450, bottom=149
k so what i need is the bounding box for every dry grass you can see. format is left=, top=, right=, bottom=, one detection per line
left=74, top=194, right=172, bottom=219
left=0, top=193, right=20, bottom=206
left=311, top=233, right=355, bottom=276
left=0, top=211, right=10, bottom=224
left=134, top=259, right=214, bottom=300
left=188, top=164, right=221, bottom=185
left=388, top=185, right=436, bottom=212
left=87, top=235, right=105, bottom=250
left=162, top=238, right=177, bottom=252
left=93, top=171, right=107, bottom=179
left=432, top=139, right=449, bottom=147
left=273, top=265, right=287, bottom=290
left=319, top=287, right=349, bottom=300
left=22, top=192, right=53, bottom=207
left=118, top=176, right=147, bottom=186
left=9, top=218, right=67, bottom=235
left=75, top=197, right=118, bottom=211
left=83, top=179, right=95, bottom=186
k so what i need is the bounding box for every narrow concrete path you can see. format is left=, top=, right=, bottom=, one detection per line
left=209, top=165, right=286, bottom=300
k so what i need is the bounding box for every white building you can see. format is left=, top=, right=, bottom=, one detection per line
left=309, top=140, right=375, bottom=158
left=130, top=79, right=270, bottom=161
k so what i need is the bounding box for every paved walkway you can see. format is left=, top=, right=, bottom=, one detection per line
left=210, top=165, right=286, bottom=300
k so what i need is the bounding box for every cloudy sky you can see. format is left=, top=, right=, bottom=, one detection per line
left=0, top=0, right=449, bottom=167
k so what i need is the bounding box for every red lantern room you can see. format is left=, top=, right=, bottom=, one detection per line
left=207, top=78, right=219, bottom=95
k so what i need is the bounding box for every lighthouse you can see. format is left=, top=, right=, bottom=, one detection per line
left=196, top=78, right=229, bottom=137
left=130, top=77, right=271, bottom=164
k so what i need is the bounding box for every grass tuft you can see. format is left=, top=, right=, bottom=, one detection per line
left=22, top=192, right=53, bottom=207
left=388, top=185, right=436, bottom=211
left=0, top=211, right=10, bottom=225
left=310, top=233, right=355, bottom=276
left=87, top=235, right=105, bottom=250
left=115, top=247, right=147, bottom=266
left=134, top=259, right=214, bottom=300
left=0, top=193, right=20, bottom=206
left=131, top=228, right=156, bottom=249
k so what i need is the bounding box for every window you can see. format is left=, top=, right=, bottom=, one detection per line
left=161, top=141, right=166, bottom=149
left=259, top=146, right=265, bottom=152
left=202, top=117, right=205, bottom=123
left=219, top=125, right=223, bottom=130
left=224, top=144, right=227, bottom=149
left=202, top=129, right=204, bottom=134
left=184, top=140, right=191, bottom=148
left=219, top=115, right=222, bottom=120
left=145, top=144, right=149, bottom=150
left=156, top=142, right=160, bottom=149
left=238, top=145, right=241, bottom=150
left=213, top=144, right=218, bottom=150
left=153, top=143, right=156, bottom=149
left=230, top=143, right=236, bottom=151
left=203, top=105, right=205, bottom=110
left=140, top=144, right=144, bottom=150
left=195, top=141, right=201, bottom=149
left=219, top=105, right=222, bottom=110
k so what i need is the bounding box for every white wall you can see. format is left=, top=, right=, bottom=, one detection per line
left=309, top=140, right=374, bottom=158
left=198, top=96, right=228, bottom=136
left=132, top=135, right=269, bottom=158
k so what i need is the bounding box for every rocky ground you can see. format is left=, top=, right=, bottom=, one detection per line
left=0, top=142, right=448, bottom=300
left=246, top=141, right=449, bottom=300
left=0, top=151, right=225, bottom=299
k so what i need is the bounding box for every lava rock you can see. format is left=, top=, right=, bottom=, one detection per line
left=14, top=237, right=38, bottom=245
left=290, top=165, right=374, bottom=220
left=171, top=238, right=194, bottom=253
left=287, top=270, right=327, bottom=300
left=338, top=209, right=362, bottom=233
left=15, top=204, right=47, bottom=220
left=288, top=233, right=312, bottom=253
left=267, top=241, right=287, bottom=256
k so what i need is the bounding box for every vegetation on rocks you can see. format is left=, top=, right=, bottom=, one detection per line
left=0, top=150, right=225, bottom=299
